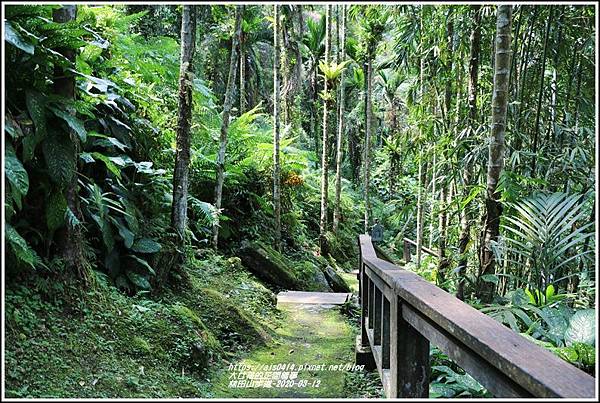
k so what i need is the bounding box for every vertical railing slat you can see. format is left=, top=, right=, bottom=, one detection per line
left=373, top=287, right=382, bottom=344
left=382, top=296, right=391, bottom=369
left=396, top=301, right=430, bottom=397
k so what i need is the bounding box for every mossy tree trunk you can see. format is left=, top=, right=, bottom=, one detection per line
left=171, top=5, right=197, bottom=248
left=53, top=5, right=85, bottom=277
left=213, top=6, right=242, bottom=249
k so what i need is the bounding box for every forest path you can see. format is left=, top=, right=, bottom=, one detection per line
left=208, top=291, right=358, bottom=398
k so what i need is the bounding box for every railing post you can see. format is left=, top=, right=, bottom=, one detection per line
left=403, top=239, right=411, bottom=263
left=360, top=265, right=369, bottom=347
left=390, top=297, right=430, bottom=397
left=369, top=280, right=375, bottom=330
left=356, top=238, right=375, bottom=370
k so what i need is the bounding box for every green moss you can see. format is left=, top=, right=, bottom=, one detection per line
left=131, top=336, right=152, bottom=355
left=208, top=303, right=357, bottom=398
left=193, top=288, right=271, bottom=347
left=238, top=241, right=299, bottom=289
left=294, top=261, right=330, bottom=291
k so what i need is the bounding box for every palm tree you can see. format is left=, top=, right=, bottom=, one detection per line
left=319, top=6, right=332, bottom=254
left=303, top=13, right=326, bottom=159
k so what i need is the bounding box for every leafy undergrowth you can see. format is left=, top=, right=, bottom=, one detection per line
left=4, top=250, right=283, bottom=398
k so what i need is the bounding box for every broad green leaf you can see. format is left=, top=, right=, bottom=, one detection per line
left=91, top=152, right=122, bottom=178
left=23, top=90, right=46, bottom=161
left=565, top=309, right=595, bottom=346
left=131, top=238, right=161, bottom=254
left=113, top=219, right=135, bottom=248
left=545, top=284, right=555, bottom=301
left=5, top=143, right=29, bottom=205
left=126, top=270, right=151, bottom=290
left=127, top=254, right=156, bottom=276
left=480, top=274, right=499, bottom=284
left=50, top=107, right=86, bottom=142
left=42, top=132, right=75, bottom=186
left=5, top=223, right=41, bottom=268
left=4, top=21, right=34, bottom=54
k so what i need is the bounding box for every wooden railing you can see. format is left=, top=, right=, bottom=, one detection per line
left=356, top=234, right=596, bottom=398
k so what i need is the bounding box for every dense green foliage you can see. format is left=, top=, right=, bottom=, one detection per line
left=3, top=3, right=596, bottom=398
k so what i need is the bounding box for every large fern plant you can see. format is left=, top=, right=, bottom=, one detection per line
left=493, top=192, right=594, bottom=303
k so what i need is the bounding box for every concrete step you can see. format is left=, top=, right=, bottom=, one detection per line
left=277, top=291, right=352, bottom=305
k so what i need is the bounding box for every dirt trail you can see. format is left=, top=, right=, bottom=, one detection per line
left=209, top=294, right=357, bottom=398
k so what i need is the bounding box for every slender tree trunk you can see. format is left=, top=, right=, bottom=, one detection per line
left=531, top=6, right=553, bottom=176
left=428, top=148, right=437, bottom=249
left=171, top=5, right=197, bottom=244
left=363, top=57, right=373, bottom=234
left=312, top=63, right=319, bottom=163
left=212, top=7, right=242, bottom=249
left=456, top=5, right=481, bottom=300
left=415, top=154, right=427, bottom=267
left=273, top=5, right=282, bottom=251
left=548, top=7, right=563, bottom=143
left=239, top=7, right=245, bottom=114
left=508, top=5, right=522, bottom=98
left=333, top=5, right=346, bottom=233
left=291, top=5, right=304, bottom=137
left=571, top=56, right=583, bottom=147
left=415, top=10, right=425, bottom=268
left=478, top=5, right=512, bottom=303
left=515, top=8, right=538, bottom=146
left=437, top=11, right=455, bottom=284
left=53, top=5, right=85, bottom=276
left=319, top=6, right=331, bottom=254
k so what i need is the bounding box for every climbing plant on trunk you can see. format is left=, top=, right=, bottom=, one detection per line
left=456, top=5, right=481, bottom=301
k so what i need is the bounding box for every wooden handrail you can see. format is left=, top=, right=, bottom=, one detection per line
left=402, top=237, right=437, bottom=262
left=356, top=234, right=596, bottom=398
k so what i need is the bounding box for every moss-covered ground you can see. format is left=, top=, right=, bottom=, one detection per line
left=4, top=250, right=282, bottom=398
left=204, top=265, right=383, bottom=398
left=208, top=302, right=354, bottom=398
left=5, top=243, right=384, bottom=399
